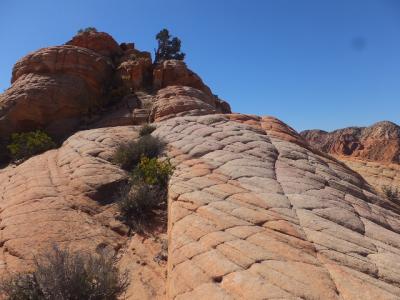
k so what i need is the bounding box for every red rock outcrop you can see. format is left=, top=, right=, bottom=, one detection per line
left=153, top=60, right=213, bottom=97
left=66, top=30, right=123, bottom=57
left=116, top=49, right=153, bottom=90
left=0, top=31, right=232, bottom=140
left=301, top=121, right=400, bottom=164
left=301, top=121, right=400, bottom=193
left=150, top=86, right=218, bottom=122
left=0, top=46, right=114, bottom=136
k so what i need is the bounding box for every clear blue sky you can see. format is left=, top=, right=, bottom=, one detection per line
left=1, top=0, right=399, bottom=132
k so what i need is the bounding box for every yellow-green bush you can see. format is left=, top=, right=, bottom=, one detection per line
left=7, top=130, right=56, bottom=161
left=132, top=156, right=173, bottom=186
left=118, top=156, right=173, bottom=231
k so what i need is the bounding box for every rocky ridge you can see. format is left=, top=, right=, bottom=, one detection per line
left=1, top=31, right=400, bottom=299
left=301, top=121, right=400, bottom=193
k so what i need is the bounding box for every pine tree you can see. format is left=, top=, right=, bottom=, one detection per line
left=154, top=29, right=185, bottom=63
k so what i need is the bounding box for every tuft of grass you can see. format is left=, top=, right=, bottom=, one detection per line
left=0, top=246, right=128, bottom=300
left=7, top=130, right=56, bottom=161
left=382, top=185, right=400, bottom=205
left=139, top=124, right=156, bottom=137
left=112, top=135, right=165, bottom=171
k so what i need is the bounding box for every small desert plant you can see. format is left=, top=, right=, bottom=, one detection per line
left=112, top=135, right=165, bottom=170
left=77, top=27, right=98, bottom=34
left=132, top=156, right=173, bottom=187
left=139, top=124, right=156, bottom=137
left=0, top=246, right=128, bottom=300
left=118, top=182, right=164, bottom=231
left=118, top=156, right=173, bottom=231
left=382, top=185, right=400, bottom=205
left=7, top=130, right=56, bottom=161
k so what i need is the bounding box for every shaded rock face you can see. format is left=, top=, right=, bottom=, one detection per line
left=115, top=49, right=153, bottom=90
left=1, top=45, right=114, bottom=137
left=301, top=121, right=400, bottom=164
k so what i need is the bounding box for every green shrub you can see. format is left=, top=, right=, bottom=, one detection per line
left=0, top=246, right=128, bottom=300
left=77, top=27, right=98, bottom=34
left=382, top=185, right=400, bottom=205
left=112, top=135, right=165, bottom=171
left=139, top=124, right=156, bottom=137
left=118, top=157, right=173, bottom=231
left=7, top=130, right=56, bottom=161
left=132, top=156, right=173, bottom=187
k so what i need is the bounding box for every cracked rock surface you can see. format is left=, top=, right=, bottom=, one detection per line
left=156, top=114, right=400, bottom=300
left=1, top=114, right=400, bottom=299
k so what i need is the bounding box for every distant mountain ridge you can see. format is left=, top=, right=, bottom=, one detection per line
left=301, top=121, right=400, bottom=164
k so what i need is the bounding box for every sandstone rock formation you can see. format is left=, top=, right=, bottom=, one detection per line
left=0, top=31, right=231, bottom=141
left=301, top=121, right=400, bottom=164
left=0, top=126, right=166, bottom=299
left=301, top=121, right=400, bottom=193
left=0, top=45, right=114, bottom=137
left=159, top=114, right=400, bottom=299
left=1, top=114, right=400, bottom=299
left=153, top=60, right=213, bottom=97
left=150, top=86, right=218, bottom=122
left=1, top=31, right=400, bottom=300
left=66, top=30, right=123, bottom=57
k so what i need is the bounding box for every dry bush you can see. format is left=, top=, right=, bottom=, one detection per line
left=0, top=246, right=128, bottom=300
left=139, top=124, right=156, bottom=137
left=112, top=135, right=165, bottom=171
left=382, top=185, right=400, bottom=205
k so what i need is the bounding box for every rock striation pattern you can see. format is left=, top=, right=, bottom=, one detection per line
left=0, top=45, right=114, bottom=137
left=0, top=126, right=166, bottom=299
left=154, top=114, right=400, bottom=300
left=1, top=113, right=400, bottom=299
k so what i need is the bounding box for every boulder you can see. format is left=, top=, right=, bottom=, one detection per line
left=149, top=86, right=218, bottom=122
left=0, top=45, right=114, bottom=137
left=66, top=30, right=123, bottom=57
left=153, top=60, right=214, bottom=98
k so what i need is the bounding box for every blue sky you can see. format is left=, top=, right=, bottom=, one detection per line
left=1, top=0, right=399, bottom=132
